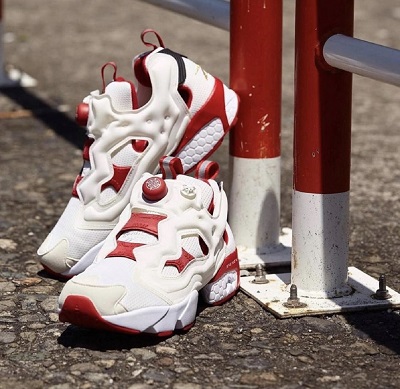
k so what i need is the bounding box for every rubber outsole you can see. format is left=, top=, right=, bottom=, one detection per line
left=59, top=295, right=195, bottom=337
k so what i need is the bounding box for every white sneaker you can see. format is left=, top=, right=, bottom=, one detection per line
left=58, top=157, right=240, bottom=336
left=38, top=30, right=239, bottom=278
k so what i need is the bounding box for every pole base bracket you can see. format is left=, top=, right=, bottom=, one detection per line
left=0, top=66, right=37, bottom=88
left=240, top=266, right=400, bottom=318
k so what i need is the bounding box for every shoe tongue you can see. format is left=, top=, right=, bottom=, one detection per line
left=104, top=78, right=138, bottom=110
left=133, top=48, right=164, bottom=88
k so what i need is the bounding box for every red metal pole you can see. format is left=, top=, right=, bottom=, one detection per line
left=294, top=0, right=354, bottom=194
left=230, top=0, right=282, bottom=159
left=229, top=0, right=283, bottom=260
left=292, top=0, right=354, bottom=297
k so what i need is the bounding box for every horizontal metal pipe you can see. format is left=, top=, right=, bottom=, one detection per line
left=323, top=34, right=400, bottom=87
left=142, top=0, right=230, bottom=31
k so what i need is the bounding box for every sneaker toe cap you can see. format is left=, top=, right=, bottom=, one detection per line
left=38, top=238, right=78, bottom=275
left=59, top=274, right=127, bottom=316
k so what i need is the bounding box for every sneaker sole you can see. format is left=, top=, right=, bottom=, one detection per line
left=59, top=251, right=239, bottom=336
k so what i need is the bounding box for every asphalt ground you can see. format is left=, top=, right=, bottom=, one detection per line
left=0, top=1, right=400, bottom=388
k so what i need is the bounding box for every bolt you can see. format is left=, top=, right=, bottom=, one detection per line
left=372, top=274, right=392, bottom=300
left=252, top=263, right=269, bottom=284
left=283, top=284, right=307, bottom=308
left=289, top=284, right=298, bottom=300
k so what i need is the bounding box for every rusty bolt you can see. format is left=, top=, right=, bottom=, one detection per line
left=283, top=284, right=307, bottom=308
left=372, top=274, right=392, bottom=300
left=252, top=263, right=269, bottom=284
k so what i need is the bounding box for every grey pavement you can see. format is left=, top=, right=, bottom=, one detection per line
left=1, top=1, right=400, bottom=388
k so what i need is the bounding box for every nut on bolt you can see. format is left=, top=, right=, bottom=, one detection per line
left=372, top=274, right=392, bottom=300
left=252, top=263, right=269, bottom=284
left=283, top=284, right=307, bottom=308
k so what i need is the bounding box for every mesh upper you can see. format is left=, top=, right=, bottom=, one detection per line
left=105, top=81, right=134, bottom=111
left=43, top=197, right=110, bottom=259
left=80, top=257, right=167, bottom=310
left=182, top=58, right=215, bottom=116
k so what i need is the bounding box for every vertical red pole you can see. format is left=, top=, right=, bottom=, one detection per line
left=229, top=0, right=283, bottom=257
left=292, top=0, right=354, bottom=297
left=294, top=0, right=354, bottom=194
left=230, top=0, right=282, bottom=159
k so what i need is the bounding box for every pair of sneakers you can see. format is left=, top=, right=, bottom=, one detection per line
left=38, top=30, right=240, bottom=336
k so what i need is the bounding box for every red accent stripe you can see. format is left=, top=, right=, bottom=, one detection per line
left=107, top=242, right=143, bottom=260
left=72, top=138, right=94, bottom=198
left=60, top=295, right=141, bottom=335
left=108, top=213, right=166, bottom=261
left=132, top=139, right=148, bottom=153
left=209, top=250, right=239, bottom=284
left=223, top=230, right=229, bottom=244
left=101, top=165, right=131, bottom=192
left=71, top=175, right=83, bottom=198
left=165, top=248, right=195, bottom=273
left=41, top=264, right=73, bottom=280
left=173, top=79, right=229, bottom=155
left=120, top=213, right=167, bottom=236
left=82, top=138, right=94, bottom=160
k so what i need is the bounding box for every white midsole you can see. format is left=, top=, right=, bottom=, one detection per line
left=100, top=270, right=239, bottom=333
left=103, top=290, right=199, bottom=333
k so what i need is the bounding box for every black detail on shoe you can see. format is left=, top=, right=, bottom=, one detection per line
left=160, top=48, right=187, bottom=85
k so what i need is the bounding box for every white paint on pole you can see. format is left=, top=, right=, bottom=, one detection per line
left=143, top=0, right=230, bottom=31
left=324, top=34, right=400, bottom=87
left=291, top=190, right=352, bottom=298
left=229, top=156, right=280, bottom=250
left=229, top=156, right=291, bottom=268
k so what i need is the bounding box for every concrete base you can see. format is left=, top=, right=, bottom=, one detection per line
left=240, top=266, right=400, bottom=318
left=238, top=227, right=292, bottom=269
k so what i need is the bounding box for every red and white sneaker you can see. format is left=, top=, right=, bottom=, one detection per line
left=37, top=30, right=239, bottom=278
left=58, top=158, right=240, bottom=336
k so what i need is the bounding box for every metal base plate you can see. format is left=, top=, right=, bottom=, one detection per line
left=238, top=227, right=292, bottom=269
left=0, top=67, right=37, bottom=88
left=240, top=266, right=400, bottom=318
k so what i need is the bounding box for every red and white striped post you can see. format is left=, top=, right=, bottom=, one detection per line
left=229, top=0, right=284, bottom=265
left=232, top=0, right=400, bottom=316
left=291, top=0, right=354, bottom=297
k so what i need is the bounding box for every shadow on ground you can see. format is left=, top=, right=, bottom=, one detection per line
left=1, top=86, right=86, bottom=148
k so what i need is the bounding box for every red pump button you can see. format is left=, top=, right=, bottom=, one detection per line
left=76, top=103, right=89, bottom=126
left=142, top=177, right=168, bottom=201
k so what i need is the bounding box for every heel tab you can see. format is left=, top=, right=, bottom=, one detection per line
left=141, top=29, right=165, bottom=50
left=195, top=160, right=220, bottom=180
left=160, top=156, right=184, bottom=179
